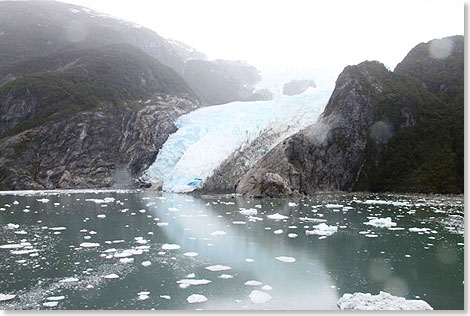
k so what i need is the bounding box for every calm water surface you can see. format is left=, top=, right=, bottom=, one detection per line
left=0, top=190, right=464, bottom=310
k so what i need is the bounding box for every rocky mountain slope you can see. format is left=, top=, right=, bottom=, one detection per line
left=236, top=35, right=463, bottom=197
left=0, top=43, right=199, bottom=189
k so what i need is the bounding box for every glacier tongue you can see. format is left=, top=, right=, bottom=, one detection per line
left=147, top=87, right=333, bottom=192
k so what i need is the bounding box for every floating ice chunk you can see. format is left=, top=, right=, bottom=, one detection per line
left=288, top=202, right=298, bottom=207
left=210, top=231, right=227, bottom=236
left=337, top=291, right=433, bottom=310
left=120, top=258, right=134, bottom=264
left=160, top=295, right=171, bottom=300
left=0, top=244, right=23, bottom=249
left=232, top=221, right=246, bottom=225
left=49, top=227, right=66, bottom=231
left=262, top=285, right=273, bottom=291
left=364, top=217, right=397, bottom=228
left=205, top=265, right=231, bottom=272
left=249, top=290, right=272, bottom=304
left=305, top=223, right=338, bottom=236
left=273, top=229, right=283, bottom=235
left=6, top=223, right=19, bottom=229
left=37, top=198, right=50, bottom=203
left=187, top=294, right=208, bottom=303
left=177, top=279, right=211, bottom=286
left=142, top=261, right=152, bottom=267
left=80, top=242, right=100, bottom=248
left=0, top=294, right=16, bottom=301
left=13, top=201, right=19, bottom=205
left=43, top=301, right=58, bottom=307
left=239, top=208, right=258, bottom=216
left=168, top=207, right=179, bottom=212
left=59, top=277, right=79, bottom=283
left=325, top=204, right=343, bottom=208
left=408, top=227, right=431, bottom=233
left=267, top=213, right=288, bottom=220
left=138, top=293, right=149, bottom=300
left=245, top=280, right=262, bottom=286
left=97, top=214, right=106, bottom=218
left=183, top=252, right=199, bottom=257
left=288, top=233, right=298, bottom=238
left=104, top=248, right=117, bottom=253
left=275, top=256, right=296, bottom=263
left=157, top=222, right=169, bottom=227
left=299, top=217, right=327, bottom=223
left=46, top=296, right=65, bottom=301
left=245, top=258, right=255, bottom=263
left=14, top=230, right=27, bottom=235
left=218, top=274, right=233, bottom=279
left=103, top=274, right=119, bottom=279
left=363, top=200, right=409, bottom=207
left=162, top=244, right=180, bottom=250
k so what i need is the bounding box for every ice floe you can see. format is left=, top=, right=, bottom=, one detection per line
left=305, top=223, right=338, bottom=236
left=249, top=290, right=272, bottom=304
left=80, top=242, right=100, bottom=248
left=210, top=231, right=227, bottom=236
left=141, top=261, right=152, bottom=267
left=364, top=217, right=397, bottom=228
left=239, top=208, right=258, bottom=216
left=245, top=280, right=262, bottom=286
left=205, top=265, right=231, bottom=272
left=187, top=294, right=208, bottom=303
left=267, top=213, right=288, bottom=220
left=218, top=274, right=233, bottom=279
left=337, top=291, right=433, bottom=310
left=275, top=256, right=296, bottom=263
left=0, top=294, right=16, bottom=301
left=177, top=279, right=211, bottom=286
left=103, top=274, right=119, bottom=279
left=162, top=244, right=180, bottom=250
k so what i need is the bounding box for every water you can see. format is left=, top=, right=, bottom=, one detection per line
left=0, top=190, right=464, bottom=310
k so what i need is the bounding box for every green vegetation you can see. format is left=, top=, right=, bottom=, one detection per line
left=353, top=36, right=464, bottom=194
left=0, top=44, right=195, bottom=137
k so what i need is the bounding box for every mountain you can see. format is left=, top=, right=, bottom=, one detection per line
left=0, top=0, right=261, bottom=190
left=0, top=0, right=262, bottom=105
left=237, top=35, right=464, bottom=197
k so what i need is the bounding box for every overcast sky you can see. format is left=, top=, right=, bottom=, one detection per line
left=62, top=0, right=463, bottom=73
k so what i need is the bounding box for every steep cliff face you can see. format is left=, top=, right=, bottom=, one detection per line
left=237, top=36, right=463, bottom=197
left=0, top=94, right=198, bottom=190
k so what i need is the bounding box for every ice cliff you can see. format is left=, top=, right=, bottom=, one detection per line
left=146, top=87, right=333, bottom=192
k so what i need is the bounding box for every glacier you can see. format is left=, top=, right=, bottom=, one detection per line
left=146, top=87, right=333, bottom=192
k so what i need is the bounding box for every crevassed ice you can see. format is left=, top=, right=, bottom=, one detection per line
left=147, top=87, right=333, bottom=192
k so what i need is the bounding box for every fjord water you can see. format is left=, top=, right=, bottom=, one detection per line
left=0, top=190, right=463, bottom=310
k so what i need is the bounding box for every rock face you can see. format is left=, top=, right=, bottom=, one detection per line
left=0, top=94, right=198, bottom=190
left=237, top=35, right=463, bottom=197
left=283, top=79, right=316, bottom=96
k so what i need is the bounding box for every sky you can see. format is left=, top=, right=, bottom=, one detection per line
left=61, top=0, right=463, bottom=74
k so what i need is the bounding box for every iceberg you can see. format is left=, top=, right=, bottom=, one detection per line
left=337, top=291, right=433, bottom=310
left=146, top=87, right=333, bottom=192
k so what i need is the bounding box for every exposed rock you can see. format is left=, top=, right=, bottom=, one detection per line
left=283, top=79, right=316, bottom=96
left=238, top=35, right=463, bottom=197
left=0, top=94, right=198, bottom=190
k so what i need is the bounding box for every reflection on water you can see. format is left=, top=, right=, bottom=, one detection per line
left=0, top=190, right=464, bottom=310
